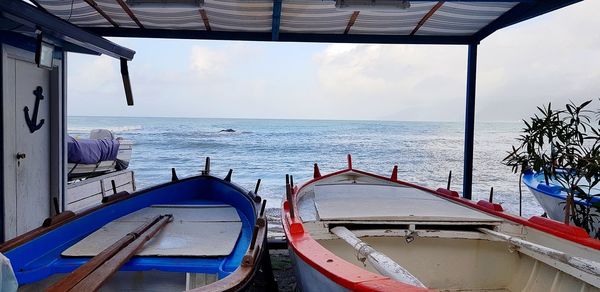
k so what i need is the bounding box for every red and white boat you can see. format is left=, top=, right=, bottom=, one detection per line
left=283, top=156, right=600, bottom=291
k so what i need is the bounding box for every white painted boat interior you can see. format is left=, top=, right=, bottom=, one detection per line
left=65, top=170, right=135, bottom=212
left=63, top=205, right=242, bottom=257
left=314, top=184, right=501, bottom=222
left=318, top=236, right=599, bottom=291
left=296, top=171, right=600, bottom=291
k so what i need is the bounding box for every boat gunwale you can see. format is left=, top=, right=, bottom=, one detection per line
left=283, top=165, right=600, bottom=291
left=0, top=174, right=256, bottom=253
left=291, top=167, right=600, bottom=249
left=189, top=212, right=269, bottom=292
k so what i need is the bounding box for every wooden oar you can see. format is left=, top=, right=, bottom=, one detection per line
left=47, top=214, right=172, bottom=292
left=330, top=226, right=426, bottom=288
left=69, top=214, right=173, bottom=292
left=478, top=228, right=600, bottom=278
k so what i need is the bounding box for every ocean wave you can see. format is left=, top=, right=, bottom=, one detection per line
left=68, top=125, right=143, bottom=133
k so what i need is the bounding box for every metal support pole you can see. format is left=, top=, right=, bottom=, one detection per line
left=271, top=0, right=282, bottom=41
left=463, top=43, right=478, bottom=200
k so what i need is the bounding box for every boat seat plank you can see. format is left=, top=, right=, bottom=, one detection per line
left=115, top=205, right=240, bottom=223
left=314, top=184, right=501, bottom=222
left=62, top=205, right=242, bottom=257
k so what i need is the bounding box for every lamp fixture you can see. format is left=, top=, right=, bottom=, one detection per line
left=35, top=32, right=55, bottom=69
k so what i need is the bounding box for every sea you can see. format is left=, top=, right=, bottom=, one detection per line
left=68, top=116, right=543, bottom=236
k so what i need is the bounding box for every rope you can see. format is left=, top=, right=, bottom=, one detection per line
left=354, top=242, right=369, bottom=267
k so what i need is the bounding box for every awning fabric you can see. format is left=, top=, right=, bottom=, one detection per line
left=31, top=0, right=580, bottom=44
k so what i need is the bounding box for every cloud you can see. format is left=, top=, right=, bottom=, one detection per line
left=311, top=0, right=600, bottom=121
left=189, top=46, right=229, bottom=75
left=69, top=55, right=120, bottom=95
left=313, top=44, right=467, bottom=120
left=67, top=42, right=271, bottom=117
left=189, top=43, right=263, bottom=77
left=67, top=1, right=600, bottom=121
left=476, top=0, right=600, bottom=120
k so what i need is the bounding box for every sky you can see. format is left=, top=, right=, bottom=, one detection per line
left=67, top=0, right=600, bottom=122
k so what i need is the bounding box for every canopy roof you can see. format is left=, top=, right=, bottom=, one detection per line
left=32, top=0, right=580, bottom=45
left=0, top=0, right=135, bottom=59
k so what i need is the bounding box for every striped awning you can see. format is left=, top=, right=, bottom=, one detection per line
left=31, top=0, right=580, bottom=44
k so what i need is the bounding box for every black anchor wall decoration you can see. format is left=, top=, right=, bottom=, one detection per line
left=24, top=86, right=45, bottom=133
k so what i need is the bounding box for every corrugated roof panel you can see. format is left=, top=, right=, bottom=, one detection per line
left=205, top=0, right=273, bottom=12
left=95, top=0, right=137, bottom=28
left=210, top=23, right=272, bottom=31
left=416, top=2, right=517, bottom=36
left=280, top=1, right=351, bottom=34
left=349, top=2, right=436, bottom=35
left=208, top=13, right=272, bottom=31
left=37, top=0, right=112, bottom=27
left=205, top=0, right=272, bottom=32
left=130, top=8, right=205, bottom=29
left=32, top=0, right=557, bottom=41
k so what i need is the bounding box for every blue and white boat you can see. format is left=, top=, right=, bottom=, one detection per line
left=523, top=170, right=600, bottom=232
left=0, top=165, right=268, bottom=291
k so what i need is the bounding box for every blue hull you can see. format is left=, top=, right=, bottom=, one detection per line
left=522, top=171, right=600, bottom=207
left=1, top=175, right=262, bottom=287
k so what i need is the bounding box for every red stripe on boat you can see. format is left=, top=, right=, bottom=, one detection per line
left=476, top=200, right=504, bottom=212
left=283, top=211, right=427, bottom=291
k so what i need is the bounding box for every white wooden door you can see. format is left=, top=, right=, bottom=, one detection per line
left=2, top=46, right=51, bottom=239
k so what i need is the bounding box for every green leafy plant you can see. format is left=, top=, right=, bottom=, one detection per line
left=504, top=100, right=600, bottom=238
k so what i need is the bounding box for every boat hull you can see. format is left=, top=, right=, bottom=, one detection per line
left=1, top=174, right=267, bottom=291
left=284, top=161, right=600, bottom=291
left=289, top=249, right=349, bottom=292
left=528, top=187, right=569, bottom=220
left=523, top=171, right=600, bottom=237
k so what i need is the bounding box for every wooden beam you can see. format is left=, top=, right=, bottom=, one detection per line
left=199, top=9, right=211, bottom=32
left=344, top=11, right=360, bottom=34
left=87, top=27, right=478, bottom=45
left=410, top=1, right=444, bottom=35
left=114, top=0, right=145, bottom=28
left=83, top=0, right=119, bottom=28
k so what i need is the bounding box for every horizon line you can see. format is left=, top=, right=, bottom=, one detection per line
left=67, top=114, right=521, bottom=124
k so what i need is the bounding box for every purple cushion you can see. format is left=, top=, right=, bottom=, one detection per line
left=67, top=136, right=120, bottom=164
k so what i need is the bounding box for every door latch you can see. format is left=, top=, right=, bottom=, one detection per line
left=16, top=152, right=26, bottom=166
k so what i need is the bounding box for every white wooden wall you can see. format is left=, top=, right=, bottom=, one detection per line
left=1, top=44, right=66, bottom=240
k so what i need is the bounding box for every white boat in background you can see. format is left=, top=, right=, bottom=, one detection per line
left=66, top=129, right=135, bottom=212
left=523, top=170, right=600, bottom=237
left=67, top=129, right=133, bottom=181
left=283, top=156, right=600, bottom=292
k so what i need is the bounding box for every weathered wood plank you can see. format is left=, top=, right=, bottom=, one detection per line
left=63, top=205, right=242, bottom=257
left=66, top=181, right=103, bottom=204
left=66, top=194, right=103, bottom=212
left=314, top=184, right=501, bottom=222
left=66, top=171, right=134, bottom=212
left=101, top=171, right=134, bottom=191
left=2, top=53, right=18, bottom=240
